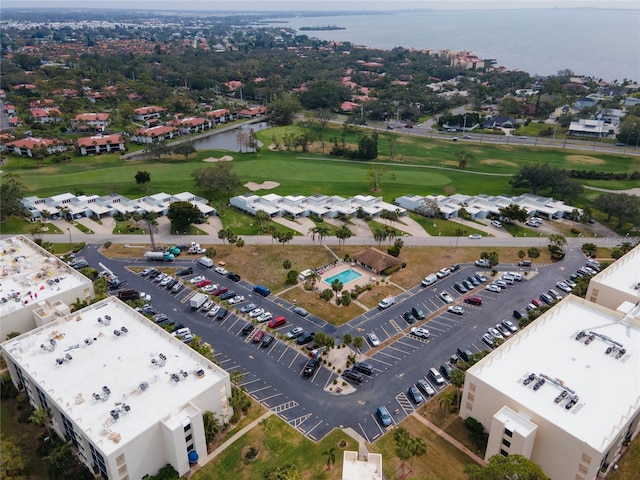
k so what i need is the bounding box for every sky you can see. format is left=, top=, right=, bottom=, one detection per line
left=4, top=0, right=638, bottom=10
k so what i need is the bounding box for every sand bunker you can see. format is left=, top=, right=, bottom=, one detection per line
left=482, top=159, right=518, bottom=167
left=565, top=155, right=605, bottom=165
left=203, top=155, right=233, bottom=162
left=244, top=181, right=280, bottom=191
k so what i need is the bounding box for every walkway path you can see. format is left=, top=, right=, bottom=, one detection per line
left=585, top=185, right=640, bottom=197
left=411, top=412, right=487, bottom=467
left=187, top=410, right=273, bottom=477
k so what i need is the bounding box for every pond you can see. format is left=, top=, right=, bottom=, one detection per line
left=192, top=122, right=269, bottom=152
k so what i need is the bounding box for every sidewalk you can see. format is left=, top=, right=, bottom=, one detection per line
left=187, top=410, right=273, bottom=477
left=411, top=411, right=487, bottom=466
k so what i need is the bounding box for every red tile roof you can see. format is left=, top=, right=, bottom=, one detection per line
left=76, top=134, right=123, bottom=147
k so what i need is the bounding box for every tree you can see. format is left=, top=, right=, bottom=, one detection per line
left=510, top=164, right=558, bottom=195
left=255, top=210, right=270, bottom=232
left=365, top=164, right=395, bottom=193
left=263, top=463, right=302, bottom=480
left=394, top=427, right=412, bottom=476
left=498, top=204, right=528, bottom=223
left=0, top=172, right=29, bottom=222
left=192, top=163, right=241, bottom=199
left=372, top=226, right=387, bottom=246
left=449, top=369, right=466, bottom=408
left=29, top=406, right=52, bottom=436
left=148, top=139, right=169, bottom=159
left=454, top=228, right=467, bottom=250
left=487, top=251, right=500, bottom=268
left=335, top=225, right=352, bottom=247
left=352, top=336, right=364, bottom=351
left=205, top=247, right=217, bottom=259
left=135, top=170, right=151, bottom=191
left=438, top=390, right=455, bottom=419
left=202, top=411, right=221, bottom=443
left=1, top=436, right=27, bottom=479
left=314, top=108, right=336, bottom=152
left=268, top=94, right=302, bottom=126
left=548, top=234, right=567, bottom=249
left=172, top=142, right=196, bottom=160
left=315, top=224, right=330, bottom=244
left=455, top=150, right=474, bottom=169
left=331, top=279, right=343, bottom=302
left=47, top=441, right=78, bottom=480
left=322, top=447, right=336, bottom=470
left=465, top=454, right=549, bottom=480
left=617, top=114, right=640, bottom=146
left=167, top=201, right=200, bottom=233
left=342, top=333, right=353, bottom=346
left=517, top=250, right=526, bottom=263
left=527, top=247, right=540, bottom=269
left=408, top=437, right=427, bottom=470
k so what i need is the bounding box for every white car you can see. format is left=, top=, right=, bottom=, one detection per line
left=475, top=259, right=490, bottom=267
left=368, top=333, right=381, bottom=347
left=491, top=220, right=502, bottom=228
left=207, top=305, right=221, bottom=317
left=228, top=295, right=245, bottom=305
left=201, top=284, right=217, bottom=293
left=153, top=273, right=167, bottom=283
left=378, top=296, right=396, bottom=309
left=201, top=300, right=214, bottom=311
left=447, top=305, right=464, bottom=315
left=286, top=326, right=304, bottom=339
left=556, top=281, right=572, bottom=293
left=485, top=284, right=501, bottom=293
left=160, top=276, right=173, bottom=286
left=214, top=266, right=228, bottom=275
left=468, top=234, right=482, bottom=239
left=502, top=319, right=518, bottom=333
left=488, top=327, right=504, bottom=340
left=496, top=323, right=511, bottom=338
left=436, top=268, right=451, bottom=279
left=189, top=275, right=205, bottom=285
left=439, top=291, right=454, bottom=303
left=257, top=312, right=273, bottom=323
left=248, top=307, right=265, bottom=318
left=410, top=327, right=431, bottom=339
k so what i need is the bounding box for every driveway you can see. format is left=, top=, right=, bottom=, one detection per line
left=372, top=216, right=430, bottom=237
left=449, top=217, right=512, bottom=238
left=272, top=216, right=316, bottom=235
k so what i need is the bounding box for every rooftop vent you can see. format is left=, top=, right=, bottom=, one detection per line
left=110, top=410, right=120, bottom=421
left=98, top=316, right=111, bottom=326
left=113, top=330, right=121, bottom=337
left=170, top=373, right=181, bottom=383
left=139, top=381, right=149, bottom=391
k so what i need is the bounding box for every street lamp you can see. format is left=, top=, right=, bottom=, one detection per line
left=67, top=228, right=71, bottom=245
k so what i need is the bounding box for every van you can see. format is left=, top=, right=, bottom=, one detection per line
left=429, top=367, right=445, bottom=385
left=422, top=273, right=438, bottom=287
left=174, top=327, right=191, bottom=337
left=253, top=285, right=270, bottom=297
left=267, top=316, right=286, bottom=329
left=198, top=257, right=214, bottom=268
left=518, top=260, right=532, bottom=267
left=508, top=272, right=522, bottom=282
left=501, top=275, right=515, bottom=285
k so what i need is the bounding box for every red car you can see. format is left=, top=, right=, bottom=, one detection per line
left=464, top=295, right=483, bottom=306
left=212, top=286, right=229, bottom=296
left=196, top=279, right=211, bottom=287
left=531, top=298, right=543, bottom=307
left=253, top=330, right=265, bottom=343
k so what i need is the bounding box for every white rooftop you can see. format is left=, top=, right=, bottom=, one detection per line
left=341, top=451, right=382, bottom=480
left=0, top=236, right=92, bottom=320
left=2, top=297, right=228, bottom=455
left=468, top=296, right=640, bottom=452
left=591, top=246, right=640, bottom=301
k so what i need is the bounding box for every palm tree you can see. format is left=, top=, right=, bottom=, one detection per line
left=438, top=391, right=455, bottom=420
left=322, top=447, right=336, bottom=470
left=527, top=247, right=540, bottom=271
left=307, top=226, right=318, bottom=243
left=409, top=437, right=427, bottom=470
left=255, top=210, right=270, bottom=232
left=394, top=427, right=412, bottom=476
left=230, top=370, right=244, bottom=386
left=335, top=225, right=352, bottom=247
left=454, top=228, right=467, bottom=250
left=316, top=224, right=330, bottom=244
left=331, top=279, right=343, bottom=302
left=307, top=270, right=320, bottom=289
left=257, top=417, right=272, bottom=454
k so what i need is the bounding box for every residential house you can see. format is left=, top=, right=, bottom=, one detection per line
left=482, top=116, right=516, bottom=128
left=29, top=107, right=63, bottom=124
left=5, top=137, right=66, bottom=157
left=131, top=126, right=178, bottom=144
left=133, top=106, right=166, bottom=122
left=170, top=117, right=212, bottom=134
left=352, top=247, right=402, bottom=274
left=237, top=106, right=266, bottom=118
left=71, top=113, right=111, bottom=132
left=205, top=108, right=233, bottom=124
left=76, top=134, right=125, bottom=155
left=568, top=119, right=607, bottom=138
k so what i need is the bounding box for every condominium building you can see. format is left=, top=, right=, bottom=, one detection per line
left=460, top=246, right=640, bottom=480
left=0, top=235, right=94, bottom=336
left=1, top=297, right=232, bottom=479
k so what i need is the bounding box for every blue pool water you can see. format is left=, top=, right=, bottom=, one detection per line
left=324, top=269, right=362, bottom=285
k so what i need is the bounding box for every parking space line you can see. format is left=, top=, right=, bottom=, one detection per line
left=223, top=364, right=241, bottom=371
left=305, top=419, right=324, bottom=436
left=394, top=338, right=418, bottom=348
left=288, top=351, right=301, bottom=369
left=387, top=344, right=413, bottom=355
left=238, top=378, right=260, bottom=388
left=368, top=356, right=392, bottom=367
left=395, top=392, right=415, bottom=416
left=380, top=325, right=391, bottom=340
left=260, top=392, right=282, bottom=404
left=271, top=400, right=298, bottom=414
left=217, top=358, right=233, bottom=365
left=357, top=423, right=373, bottom=443
left=290, top=413, right=313, bottom=429
left=389, top=319, right=404, bottom=334
left=377, top=350, right=401, bottom=361
left=267, top=341, right=279, bottom=355
left=247, top=385, right=271, bottom=395
left=278, top=345, right=291, bottom=362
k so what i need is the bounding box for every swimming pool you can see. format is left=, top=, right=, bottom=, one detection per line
left=324, top=268, right=363, bottom=285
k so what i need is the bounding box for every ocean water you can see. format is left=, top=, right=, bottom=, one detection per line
left=270, top=9, right=639, bottom=82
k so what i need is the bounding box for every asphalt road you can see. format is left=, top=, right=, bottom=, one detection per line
left=79, top=243, right=592, bottom=443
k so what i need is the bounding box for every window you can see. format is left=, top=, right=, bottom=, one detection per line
left=502, top=439, right=511, bottom=448
left=500, top=449, right=509, bottom=457
left=183, top=424, right=191, bottom=433
left=185, top=434, right=192, bottom=443
left=504, top=428, right=513, bottom=438
left=581, top=453, right=592, bottom=464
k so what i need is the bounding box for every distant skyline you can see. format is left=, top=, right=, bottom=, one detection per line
left=4, top=0, right=638, bottom=11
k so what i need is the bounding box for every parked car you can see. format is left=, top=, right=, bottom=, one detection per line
left=467, top=276, right=480, bottom=286
left=207, top=305, right=221, bottom=317
left=410, top=327, right=430, bottom=339
left=175, top=267, right=193, bottom=276
left=248, top=307, right=265, bottom=318
left=140, top=267, right=154, bottom=277
left=257, top=312, right=273, bottom=323
left=303, top=358, right=320, bottom=377
left=531, top=298, right=543, bottom=307
left=482, top=333, right=495, bottom=348
left=475, top=259, right=490, bottom=267
left=408, top=385, right=424, bottom=404
left=212, top=286, right=229, bottom=296
left=447, top=305, right=464, bottom=315
left=464, top=295, right=483, bottom=306
left=219, top=290, right=236, bottom=301
left=417, top=379, right=435, bottom=397
left=227, top=272, right=241, bottom=282
left=353, top=362, right=374, bottom=376
left=450, top=263, right=460, bottom=271
left=456, top=348, right=473, bottom=362
left=196, top=279, right=211, bottom=288
left=172, top=282, right=184, bottom=293
left=548, top=289, right=563, bottom=300
left=261, top=334, right=274, bottom=347
left=411, top=306, right=426, bottom=320
left=201, top=300, right=214, bottom=312
left=343, top=369, right=364, bottom=384
left=502, top=319, right=518, bottom=333
left=293, top=306, right=309, bottom=317
left=556, top=281, right=572, bottom=293
left=376, top=406, right=392, bottom=427
left=436, top=268, right=451, bottom=278
left=440, top=362, right=453, bottom=379
left=488, top=327, right=504, bottom=340
left=240, top=303, right=257, bottom=314
left=253, top=330, right=266, bottom=343
left=367, top=332, right=381, bottom=347
left=539, top=292, right=554, bottom=304
left=453, top=282, right=467, bottom=294
left=429, top=367, right=445, bottom=386
left=439, top=291, right=454, bottom=303
left=296, top=332, right=315, bottom=346
left=216, top=308, right=229, bottom=320
left=228, top=295, right=245, bottom=305
left=286, top=326, right=304, bottom=339
left=268, top=316, right=286, bottom=329
left=402, top=311, right=417, bottom=324
left=491, top=220, right=502, bottom=228
left=189, top=275, right=205, bottom=285
left=496, top=323, right=512, bottom=338
left=242, top=323, right=254, bottom=335
left=214, top=266, right=228, bottom=275
left=485, top=284, right=501, bottom=293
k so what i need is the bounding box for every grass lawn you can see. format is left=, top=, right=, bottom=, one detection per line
left=219, top=208, right=299, bottom=237
left=501, top=222, right=540, bottom=238
left=409, top=214, right=487, bottom=237
left=608, top=435, right=640, bottom=480
left=279, top=287, right=366, bottom=326
left=71, top=221, right=94, bottom=234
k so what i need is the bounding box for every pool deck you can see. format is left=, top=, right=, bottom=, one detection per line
left=319, top=263, right=377, bottom=290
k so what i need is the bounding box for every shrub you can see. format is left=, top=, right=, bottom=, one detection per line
left=285, top=270, right=298, bottom=285
left=282, top=259, right=292, bottom=270
left=319, top=289, right=333, bottom=301
left=464, top=417, right=489, bottom=451
left=103, top=241, right=112, bottom=249
left=382, top=264, right=402, bottom=275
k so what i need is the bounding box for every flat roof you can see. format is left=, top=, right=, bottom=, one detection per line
left=468, top=296, right=640, bottom=452
left=2, top=297, right=228, bottom=455
left=0, top=236, right=92, bottom=319
left=591, top=245, right=640, bottom=300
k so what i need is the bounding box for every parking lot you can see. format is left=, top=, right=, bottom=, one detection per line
left=81, top=244, right=592, bottom=443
